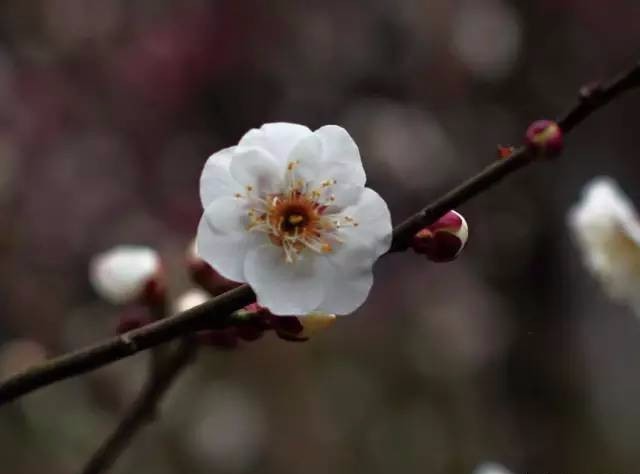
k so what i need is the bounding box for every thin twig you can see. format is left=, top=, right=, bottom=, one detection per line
left=1, top=59, right=639, bottom=407
left=80, top=340, right=197, bottom=474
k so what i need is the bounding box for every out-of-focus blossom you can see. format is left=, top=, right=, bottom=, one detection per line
left=568, top=177, right=640, bottom=311
left=173, top=288, right=209, bottom=314
left=187, top=384, right=266, bottom=472
left=451, top=0, right=522, bottom=81
left=471, top=462, right=514, bottom=474
left=345, top=102, right=457, bottom=192
left=411, top=210, right=469, bottom=262
left=196, top=123, right=392, bottom=315
left=89, top=246, right=163, bottom=305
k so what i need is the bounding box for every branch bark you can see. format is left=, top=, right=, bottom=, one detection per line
left=1, top=59, right=639, bottom=408
left=80, top=340, right=197, bottom=474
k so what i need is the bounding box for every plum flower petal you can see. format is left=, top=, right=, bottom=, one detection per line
left=200, top=147, right=242, bottom=208
left=89, top=246, right=161, bottom=305
left=196, top=122, right=392, bottom=315
left=568, top=177, right=640, bottom=311
left=244, top=245, right=330, bottom=314
left=238, top=122, right=313, bottom=167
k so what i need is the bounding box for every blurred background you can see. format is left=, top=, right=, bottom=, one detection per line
left=1, top=0, right=640, bottom=473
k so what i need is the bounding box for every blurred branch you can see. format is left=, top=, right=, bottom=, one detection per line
left=1, top=59, right=640, bottom=407
left=80, top=340, right=197, bottom=474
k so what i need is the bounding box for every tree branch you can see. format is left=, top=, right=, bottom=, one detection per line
left=1, top=59, right=639, bottom=407
left=80, top=340, right=197, bottom=474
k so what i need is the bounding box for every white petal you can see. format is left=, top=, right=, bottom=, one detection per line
left=290, top=133, right=364, bottom=209
left=244, top=245, right=329, bottom=315
left=202, top=196, right=249, bottom=236
left=316, top=241, right=377, bottom=315
left=567, top=176, right=640, bottom=310
left=89, top=246, right=160, bottom=304
left=200, top=147, right=242, bottom=208
left=325, top=183, right=363, bottom=212
left=315, top=125, right=366, bottom=187
left=339, top=188, right=393, bottom=256
left=570, top=176, right=640, bottom=244
left=238, top=123, right=313, bottom=166
left=288, top=132, right=323, bottom=168
left=196, top=210, right=260, bottom=283
left=229, top=147, right=283, bottom=196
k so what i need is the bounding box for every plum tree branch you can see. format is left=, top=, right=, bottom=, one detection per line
left=80, top=340, right=197, bottom=474
left=1, top=59, right=639, bottom=408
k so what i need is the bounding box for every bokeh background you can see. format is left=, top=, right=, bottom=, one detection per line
left=1, top=1, right=640, bottom=473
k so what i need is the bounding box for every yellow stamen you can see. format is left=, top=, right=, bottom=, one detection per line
left=288, top=214, right=304, bottom=225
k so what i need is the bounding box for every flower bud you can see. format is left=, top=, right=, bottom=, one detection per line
left=272, top=312, right=337, bottom=342
left=411, top=210, right=469, bottom=262
left=497, top=145, right=515, bottom=159
left=90, top=246, right=164, bottom=305
left=525, top=119, right=563, bottom=158
left=186, top=240, right=240, bottom=296
left=116, top=307, right=154, bottom=335
left=231, top=303, right=270, bottom=342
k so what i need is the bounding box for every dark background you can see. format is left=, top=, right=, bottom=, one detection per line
left=1, top=1, right=640, bottom=473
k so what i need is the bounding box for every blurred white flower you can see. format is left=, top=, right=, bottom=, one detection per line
left=89, top=245, right=161, bottom=304
left=187, top=383, right=266, bottom=472
left=472, top=462, right=514, bottom=474
left=196, top=122, right=392, bottom=315
left=569, top=177, right=640, bottom=309
left=173, top=288, right=209, bottom=314
left=451, top=0, right=521, bottom=81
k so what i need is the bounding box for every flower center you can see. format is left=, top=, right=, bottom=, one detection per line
left=240, top=161, right=358, bottom=263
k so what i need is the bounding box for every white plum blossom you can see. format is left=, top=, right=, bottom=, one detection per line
left=89, top=245, right=161, bottom=304
left=568, top=177, right=640, bottom=310
left=196, top=123, right=392, bottom=316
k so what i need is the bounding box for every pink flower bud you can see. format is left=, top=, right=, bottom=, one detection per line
left=411, top=210, right=469, bottom=262
left=525, top=119, right=563, bottom=158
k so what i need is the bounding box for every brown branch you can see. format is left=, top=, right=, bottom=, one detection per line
left=0, top=284, right=255, bottom=406
left=80, top=340, right=197, bottom=474
left=390, top=59, right=640, bottom=252
left=1, top=59, right=639, bottom=407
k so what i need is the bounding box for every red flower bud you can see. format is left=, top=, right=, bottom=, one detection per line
left=497, top=145, right=515, bottom=159
left=411, top=210, right=469, bottom=262
left=525, top=119, right=563, bottom=158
